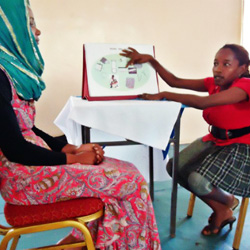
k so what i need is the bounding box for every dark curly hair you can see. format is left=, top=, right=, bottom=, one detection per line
left=221, top=44, right=250, bottom=78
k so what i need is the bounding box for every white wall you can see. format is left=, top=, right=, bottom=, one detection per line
left=31, top=0, right=242, bottom=144
left=242, top=0, right=250, bottom=52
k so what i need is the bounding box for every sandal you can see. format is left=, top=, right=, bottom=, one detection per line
left=201, top=216, right=236, bottom=236
left=208, top=197, right=239, bottom=223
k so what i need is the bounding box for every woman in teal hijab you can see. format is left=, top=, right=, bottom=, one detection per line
left=0, top=0, right=45, bottom=100
left=0, top=1, right=161, bottom=249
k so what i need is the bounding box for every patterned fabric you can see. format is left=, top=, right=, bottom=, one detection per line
left=4, top=197, right=104, bottom=227
left=0, top=80, right=161, bottom=249
left=197, top=143, right=250, bottom=197
left=0, top=0, right=45, bottom=100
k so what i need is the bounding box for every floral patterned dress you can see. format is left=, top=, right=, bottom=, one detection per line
left=0, top=82, right=161, bottom=250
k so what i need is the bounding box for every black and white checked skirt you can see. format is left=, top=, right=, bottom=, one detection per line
left=197, top=143, right=250, bottom=197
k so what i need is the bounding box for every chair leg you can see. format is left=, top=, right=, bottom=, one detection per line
left=187, top=193, right=196, bottom=218
left=10, top=235, right=20, bottom=250
left=233, top=197, right=249, bottom=250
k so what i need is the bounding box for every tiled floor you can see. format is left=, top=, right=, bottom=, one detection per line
left=0, top=181, right=249, bottom=249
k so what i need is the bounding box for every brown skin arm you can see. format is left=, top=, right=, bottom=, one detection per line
left=140, top=87, right=248, bottom=110
left=121, top=48, right=249, bottom=108
left=120, top=47, right=206, bottom=92
left=62, top=143, right=104, bottom=165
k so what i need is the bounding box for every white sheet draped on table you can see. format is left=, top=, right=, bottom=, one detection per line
left=54, top=96, right=182, bottom=150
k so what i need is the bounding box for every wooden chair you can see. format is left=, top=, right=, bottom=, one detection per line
left=187, top=193, right=249, bottom=250
left=0, top=197, right=104, bottom=250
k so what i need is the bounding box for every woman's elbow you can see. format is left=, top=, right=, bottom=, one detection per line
left=3, top=151, right=19, bottom=163
left=193, top=103, right=207, bottom=110
left=191, top=98, right=211, bottom=110
left=1, top=147, right=25, bottom=164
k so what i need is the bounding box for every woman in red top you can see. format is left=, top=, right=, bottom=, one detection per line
left=121, top=44, right=250, bottom=236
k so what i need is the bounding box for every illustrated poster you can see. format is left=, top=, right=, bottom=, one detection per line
left=83, top=43, right=159, bottom=100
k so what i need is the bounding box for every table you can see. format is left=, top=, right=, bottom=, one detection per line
left=54, top=96, right=182, bottom=237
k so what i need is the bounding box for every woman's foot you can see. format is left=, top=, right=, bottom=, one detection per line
left=207, top=196, right=239, bottom=223
left=202, top=208, right=236, bottom=236
left=57, top=233, right=86, bottom=250
left=202, top=216, right=236, bottom=235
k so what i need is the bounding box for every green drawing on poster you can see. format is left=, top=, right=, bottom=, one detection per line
left=91, top=54, right=151, bottom=91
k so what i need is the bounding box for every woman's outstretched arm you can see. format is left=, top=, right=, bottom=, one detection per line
left=120, top=47, right=206, bottom=92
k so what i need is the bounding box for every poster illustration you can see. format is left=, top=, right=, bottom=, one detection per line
left=83, top=43, right=159, bottom=100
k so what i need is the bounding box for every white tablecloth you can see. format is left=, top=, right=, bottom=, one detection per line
left=54, top=96, right=182, bottom=150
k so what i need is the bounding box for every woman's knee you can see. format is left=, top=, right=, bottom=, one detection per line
left=188, top=172, right=213, bottom=196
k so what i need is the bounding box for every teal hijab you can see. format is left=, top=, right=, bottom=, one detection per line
left=0, top=0, right=45, bottom=101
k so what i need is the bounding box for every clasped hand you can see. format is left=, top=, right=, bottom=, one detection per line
left=62, top=143, right=105, bottom=165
